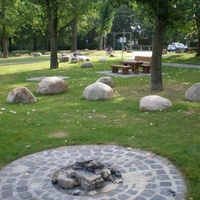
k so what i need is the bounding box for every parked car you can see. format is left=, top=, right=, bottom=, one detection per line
left=167, top=43, right=188, bottom=52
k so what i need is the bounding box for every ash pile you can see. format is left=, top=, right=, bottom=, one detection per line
left=51, top=159, right=123, bottom=196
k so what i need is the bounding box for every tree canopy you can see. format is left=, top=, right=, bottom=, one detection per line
left=0, top=0, right=199, bottom=90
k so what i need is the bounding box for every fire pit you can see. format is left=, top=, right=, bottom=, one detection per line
left=51, top=159, right=123, bottom=196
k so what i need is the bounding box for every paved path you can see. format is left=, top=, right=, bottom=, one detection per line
left=0, top=145, right=186, bottom=200
left=162, top=62, right=200, bottom=69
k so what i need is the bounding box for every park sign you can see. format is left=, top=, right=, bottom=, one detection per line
left=119, top=37, right=126, bottom=43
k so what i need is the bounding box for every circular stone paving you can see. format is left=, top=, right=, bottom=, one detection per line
left=0, top=145, right=186, bottom=200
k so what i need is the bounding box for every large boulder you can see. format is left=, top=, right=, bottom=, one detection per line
left=185, top=83, right=200, bottom=102
left=83, top=82, right=115, bottom=100
left=99, top=58, right=107, bottom=62
left=36, top=77, right=68, bottom=94
left=59, top=55, right=70, bottom=62
left=7, top=87, right=36, bottom=104
left=81, top=62, right=94, bottom=68
left=77, top=55, right=90, bottom=61
left=32, top=52, right=42, bottom=57
left=71, top=57, right=80, bottom=63
left=73, top=51, right=81, bottom=57
left=96, top=77, right=114, bottom=88
left=140, top=95, right=172, bottom=111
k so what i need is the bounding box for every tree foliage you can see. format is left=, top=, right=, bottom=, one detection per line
left=109, top=0, right=194, bottom=91
left=95, top=0, right=115, bottom=50
left=0, top=0, right=19, bottom=57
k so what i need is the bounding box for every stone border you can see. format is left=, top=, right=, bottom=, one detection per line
left=96, top=71, right=151, bottom=78
left=26, top=76, right=68, bottom=81
left=0, top=145, right=186, bottom=200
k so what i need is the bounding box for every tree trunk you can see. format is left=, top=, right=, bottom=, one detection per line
left=8, top=37, right=12, bottom=52
left=32, top=34, right=37, bottom=51
left=46, top=0, right=58, bottom=69
left=71, top=20, right=77, bottom=52
left=1, top=0, right=8, bottom=58
left=98, top=33, right=104, bottom=50
left=50, top=35, right=58, bottom=69
left=195, top=12, right=200, bottom=56
left=2, top=38, right=8, bottom=58
left=2, top=24, right=8, bottom=58
left=151, top=19, right=165, bottom=91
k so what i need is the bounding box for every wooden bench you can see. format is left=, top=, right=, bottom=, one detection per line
left=110, top=65, right=131, bottom=75
left=134, top=56, right=152, bottom=73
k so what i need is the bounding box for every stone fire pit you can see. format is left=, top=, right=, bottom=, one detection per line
left=51, top=159, right=122, bottom=196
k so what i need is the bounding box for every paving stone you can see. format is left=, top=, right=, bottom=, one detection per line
left=156, top=169, right=166, bottom=175
left=16, top=185, right=28, bottom=192
left=2, top=191, right=13, bottom=199
left=145, top=183, right=157, bottom=189
left=2, top=185, right=13, bottom=190
left=160, top=182, right=173, bottom=187
left=134, top=196, right=146, bottom=200
left=151, top=164, right=163, bottom=169
left=140, top=189, right=154, bottom=197
left=118, top=193, right=130, bottom=199
left=160, top=188, right=172, bottom=196
left=158, top=175, right=170, bottom=180
left=19, top=192, right=32, bottom=199
left=151, top=195, right=166, bottom=200
left=6, top=178, right=16, bottom=183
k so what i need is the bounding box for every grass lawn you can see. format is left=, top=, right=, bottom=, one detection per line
left=0, top=51, right=200, bottom=199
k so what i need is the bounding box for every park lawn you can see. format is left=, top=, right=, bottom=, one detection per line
left=0, top=51, right=200, bottom=199
left=162, top=52, right=200, bottom=65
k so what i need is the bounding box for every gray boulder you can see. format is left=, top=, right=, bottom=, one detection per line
left=81, top=62, right=94, bottom=68
left=109, top=54, right=115, bottom=57
left=83, top=82, right=115, bottom=100
left=99, top=58, right=107, bottom=62
left=73, top=51, right=81, bottom=56
left=185, top=83, right=200, bottom=101
left=96, top=77, right=114, bottom=88
left=36, top=77, right=68, bottom=94
left=59, top=55, right=70, bottom=62
left=77, top=55, right=90, bottom=61
left=140, top=95, right=172, bottom=111
left=33, top=52, right=42, bottom=57
left=7, top=87, right=36, bottom=104
left=71, top=57, right=79, bottom=63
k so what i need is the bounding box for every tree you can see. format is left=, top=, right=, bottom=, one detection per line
left=95, top=0, right=115, bottom=50
left=194, top=1, right=200, bottom=56
left=29, top=0, right=94, bottom=68
left=0, top=0, right=8, bottom=58
left=27, top=0, right=59, bottom=68
left=68, top=0, right=93, bottom=52
left=111, top=5, right=154, bottom=48
left=0, top=0, right=17, bottom=58
left=110, top=0, right=188, bottom=91
left=15, top=1, right=47, bottom=51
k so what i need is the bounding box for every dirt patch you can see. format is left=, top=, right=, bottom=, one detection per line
left=48, top=131, right=69, bottom=138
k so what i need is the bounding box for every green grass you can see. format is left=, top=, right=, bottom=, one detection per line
left=162, top=52, right=200, bottom=65
left=0, top=51, right=200, bottom=199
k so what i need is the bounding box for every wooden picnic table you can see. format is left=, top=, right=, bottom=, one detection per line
left=120, top=60, right=143, bottom=74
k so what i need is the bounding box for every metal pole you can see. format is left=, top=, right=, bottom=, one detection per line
left=113, top=32, right=115, bottom=50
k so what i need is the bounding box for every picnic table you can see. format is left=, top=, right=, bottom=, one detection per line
left=119, top=60, right=143, bottom=74
left=110, top=56, right=152, bottom=75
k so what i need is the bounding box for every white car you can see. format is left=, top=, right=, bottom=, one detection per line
left=167, top=43, right=188, bottom=52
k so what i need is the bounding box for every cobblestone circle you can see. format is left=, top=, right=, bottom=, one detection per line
left=0, top=145, right=186, bottom=200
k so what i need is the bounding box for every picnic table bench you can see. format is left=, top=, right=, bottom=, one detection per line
left=110, top=65, right=131, bottom=75
left=134, top=56, right=152, bottom=73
